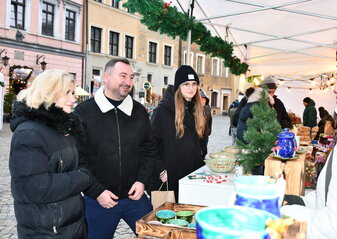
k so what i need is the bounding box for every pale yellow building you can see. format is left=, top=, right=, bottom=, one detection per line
left=86, top=0, right=179, bottom=103
left=181, top=42, right=241, bottom=115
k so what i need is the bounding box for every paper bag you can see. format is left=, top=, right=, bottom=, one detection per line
left=151, top=182, right=176, bottom=209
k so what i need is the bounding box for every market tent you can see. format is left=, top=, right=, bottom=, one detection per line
left=170, top=0, right=337, bottom=76
left=168, top=0, right=337, bottom=116
left=75, top=86, right=90, bottom=96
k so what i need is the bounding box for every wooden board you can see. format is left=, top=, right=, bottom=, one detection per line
left=136, top=202, right=204, bottom=239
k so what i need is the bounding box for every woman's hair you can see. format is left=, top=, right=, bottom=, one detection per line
left=17, top=69, right=75, bottom=109
left=174, top=87, right=205, bottom=138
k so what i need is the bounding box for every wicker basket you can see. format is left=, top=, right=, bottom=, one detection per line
left=204, top=157, right=236, bottom=173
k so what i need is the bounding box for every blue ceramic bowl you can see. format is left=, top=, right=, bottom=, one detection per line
left=188, top=222, right=196, bottom=228
left=156, top=210, right=176, bottom=223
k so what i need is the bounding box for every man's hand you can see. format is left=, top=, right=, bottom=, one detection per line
left=97, top=190, right=119, bottom=209
left=128, top=181, right=145, bottom=200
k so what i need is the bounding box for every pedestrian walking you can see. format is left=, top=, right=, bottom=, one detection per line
left=229, top=100, right=239, bottom=145
left=148, top=65, right=205, bottom=202
left=9, top=69, right=92, bottom=239
left=74, top=58, right=156, bottom=239
left=200, top=90, right=212, bottom=158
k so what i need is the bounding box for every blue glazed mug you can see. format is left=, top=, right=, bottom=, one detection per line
left=275, top=128, right=295, bottom=158
left=235, top=193, right=280, bottom=217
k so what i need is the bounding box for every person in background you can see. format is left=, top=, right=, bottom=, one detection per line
left=228, top=100, right=240, bottom=136
left=232, top=87, right=255, bottom=129
left=149, top=65, right=205, bottom=202
left=9, top=69, right=92, bottom=239
left=303, top=97, right=317, bottom=128
left=261, top=77, right=292, bottom=129
left=74, top=58, right=156, bottom=239
left=229, top=100, right=240, bottom=146
left=280, top=83, right=337, bottom=238
left=315, top=107, right=335, bottom=139
left=200, top=90, right=212, bottom=159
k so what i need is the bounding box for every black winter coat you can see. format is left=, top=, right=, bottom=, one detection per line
left=272, top=96, right=292, bottom=129
left=74, top=94, right=156, bottom=199
left=303, top=99, right=317, bottom=128
left=9, top=101, right=92, bottom=239
left=148, top=85, right=202, bottom=201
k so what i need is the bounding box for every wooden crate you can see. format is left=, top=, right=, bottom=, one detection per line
left=136, top=202, right=204, bottom=239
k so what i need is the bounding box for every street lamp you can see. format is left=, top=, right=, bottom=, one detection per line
left=0, top=49, right=10, bottom=67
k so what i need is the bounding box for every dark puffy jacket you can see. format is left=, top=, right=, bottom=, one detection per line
left=74, top=91, right=156, bottom=199
left=237, top=102, right=258, bottom=143
left=9, top=101, right=92, bottom=239
left=148, top=85, right=202, bottom=201
left=303, top=99, right=317, bottom=128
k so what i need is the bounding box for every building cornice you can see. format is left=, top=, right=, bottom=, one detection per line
left=0, top=37, right=85, bottom=58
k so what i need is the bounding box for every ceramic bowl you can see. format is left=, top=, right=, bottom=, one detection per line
left=188, top=222, right=196, bottom=228
left=176, top=210, right=195, bottom=223
left=167, top=219, right=189, bottom=227
left=155, top=210, right=176, bottom=223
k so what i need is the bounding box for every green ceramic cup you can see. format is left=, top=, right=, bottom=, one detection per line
left=176, top=210, right=195, bottom=223
left=168, top=219, right=189, bottom=227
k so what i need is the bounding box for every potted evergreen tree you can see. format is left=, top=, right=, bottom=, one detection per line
left=237, top=87, right=282, bottom=174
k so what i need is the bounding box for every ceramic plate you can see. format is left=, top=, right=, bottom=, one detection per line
left=270, top=154, right=299, bottom=161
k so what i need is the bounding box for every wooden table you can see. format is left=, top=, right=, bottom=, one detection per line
left=264, top=153, right=306, bottom=196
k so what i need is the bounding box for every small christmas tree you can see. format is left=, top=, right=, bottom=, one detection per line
left=237, top=87, right=282, bottom=173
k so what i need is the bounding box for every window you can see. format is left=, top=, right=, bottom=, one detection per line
left=164, top=76, right=168, bottom=85
left=147, top=74, right=152, bottom=83
left=91, top=26, right=102, bottom=53
left=183, top=51, right=194, bottom=66
left=149, top=42, right=157, bottom=63
left=196, top=55, right=205, bottom=74
left=42, top=1, right=55, bottom=36
left=111, top=0, right=119, bottom=8
left=94, top=0, right=102, bottom=2
left=164, top=46, right=171, bottom=66
left=212, top=58, right=219, bottom=76
left=125, top=35, right=134, bottom=59
left=109, top=31, right=119, bottom=56
left=10, top=0, right=25, bottom=30
left=221, top=61, right=229, bottom=78
left=65, top=9, right=76, bottom=41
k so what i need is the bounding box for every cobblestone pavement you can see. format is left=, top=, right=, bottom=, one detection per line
left=0, top=115, right=231, bottom=239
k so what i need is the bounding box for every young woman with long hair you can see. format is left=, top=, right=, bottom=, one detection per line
left=149, top=65, right=205, bottom=202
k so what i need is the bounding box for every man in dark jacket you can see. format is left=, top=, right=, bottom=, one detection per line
left=303, top=97, right=317, bottom=128
left=75, top=58, right=156, bottom=239
left=261, top=77, right=292, bottom=129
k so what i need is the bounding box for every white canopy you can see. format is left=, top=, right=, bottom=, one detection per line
left=170, top=0, right=337, bottom=76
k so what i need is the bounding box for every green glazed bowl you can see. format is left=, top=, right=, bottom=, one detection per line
left=168, top=219, right=189, bottom=227
left=176, top=210, right=195, bottom=223
left=155, top=210, right=176, bottom=224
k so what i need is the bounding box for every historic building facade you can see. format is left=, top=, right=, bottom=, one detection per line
left=0, top=0, right=85, bottom=92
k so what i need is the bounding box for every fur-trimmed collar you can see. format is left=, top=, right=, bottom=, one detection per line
left=10, top=100, right=82, bottom=136
left=94, top=86, right=133, bottom=116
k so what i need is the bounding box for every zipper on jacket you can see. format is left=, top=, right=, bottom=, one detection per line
left=58, top=156, right=64, bottom=173
left=114, top=108, right=122, bottom=195
left=52, top=203, right=58, bottom=235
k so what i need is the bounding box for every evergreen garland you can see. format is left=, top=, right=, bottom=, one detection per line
left=123, top=0, right=249, bottom=75
left=237, top=87, right=282, bottom=172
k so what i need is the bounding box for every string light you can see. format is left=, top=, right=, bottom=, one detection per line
left=309, top=88, right=313, bottom=94
left=287, top=87, right=291, bottom=93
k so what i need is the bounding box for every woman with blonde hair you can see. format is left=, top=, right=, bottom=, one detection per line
left=9, top=69, right=92, bottom=239
left=149, top=65, right=205, bottom=201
